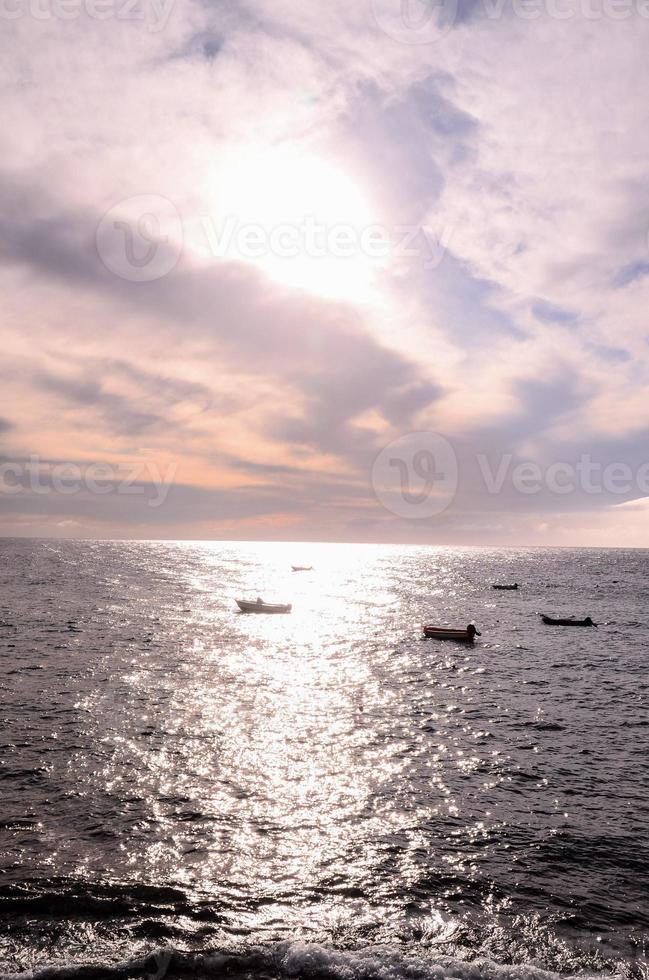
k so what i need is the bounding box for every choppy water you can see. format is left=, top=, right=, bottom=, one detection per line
left=0, top=539, right=648, bottom=980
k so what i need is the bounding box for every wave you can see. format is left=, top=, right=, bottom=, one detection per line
left=0, top=941, right=606, bottom=980
left=1, top=880, right=640, bottom=980
left=0, top=881, right=214, bottom=923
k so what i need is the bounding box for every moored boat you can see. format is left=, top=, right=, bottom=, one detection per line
left=236, top=598, right=292, bottom=614
left=540, top=614, right=596, bottom=627
left=423, top=624, right=481, bottom=642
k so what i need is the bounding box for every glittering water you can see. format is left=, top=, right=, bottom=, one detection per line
left=1, top=539, right=648, bottom=979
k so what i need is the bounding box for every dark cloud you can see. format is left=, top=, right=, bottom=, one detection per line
left=0, top=480, right=298, bottom=524
left=34, top=371, right=167, bottom=438
left=613, top=261, right=649, bottom=288
left=532, top=300, right=579, bottom=326
left=0, top=467, right=368, bottom=528
left=169, top=29, right=224, bottom=61
left=337, top=77, right=476, bottom=226
left=227, top=458, right=306, bottom=476
left=382, top=380, right=444, bottom=426
left=26, top=357, right=228, bottom=442
left=512, top=374, right=585, bottom=432
left=585, top=343, right=631, bottom=364
left=0, top=171, right=442, bottom=465
left=447, top=372, right=588, bottom=453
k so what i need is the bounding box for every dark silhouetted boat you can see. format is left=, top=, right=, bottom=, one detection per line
left=236, top=598, right=292, bottom=614
left=493, top=584, right=519, bottom=591
left=540, top=614, right=597, bottom=627
left=423, top=624, right=481, bottom=642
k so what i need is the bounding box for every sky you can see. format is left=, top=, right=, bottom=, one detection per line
left=2, top=0, right=649, bottom=544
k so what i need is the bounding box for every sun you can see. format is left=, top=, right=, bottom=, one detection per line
left=204, top=144, right=384, bottom=302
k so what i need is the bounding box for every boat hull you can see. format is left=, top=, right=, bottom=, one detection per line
left=236, top=600, right=292, bottom=614
left=423, top=626, right=478, bottom=642
left=541, top=615, right=596, bottom=627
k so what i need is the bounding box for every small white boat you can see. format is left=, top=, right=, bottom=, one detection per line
left=291, top=565, right=313, bottom=572
left=236, top=598, right=292, bottom=615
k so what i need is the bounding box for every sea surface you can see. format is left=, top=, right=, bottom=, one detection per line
left=0, top=539, right=648, bottom=980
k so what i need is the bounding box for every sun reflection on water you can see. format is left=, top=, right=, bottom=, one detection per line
left=3, top=539, right=647, bottom=969
left=46, top=543, right=610, bottom=938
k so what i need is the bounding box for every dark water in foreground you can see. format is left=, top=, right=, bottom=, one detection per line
left=0, top=540, right=648, bottom=980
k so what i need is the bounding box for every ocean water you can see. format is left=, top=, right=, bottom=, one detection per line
left=0, top=539, right=647, bottom=980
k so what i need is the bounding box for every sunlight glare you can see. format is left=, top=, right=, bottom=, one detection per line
left=206, top=145, right=383, bottom=301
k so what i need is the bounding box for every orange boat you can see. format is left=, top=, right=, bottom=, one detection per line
left=423, top=624, right=481, bottom=642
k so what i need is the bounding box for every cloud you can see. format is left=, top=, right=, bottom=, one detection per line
left=2, top=0, right=649, bottom=542
left=0, top=168, right=442, bottom=450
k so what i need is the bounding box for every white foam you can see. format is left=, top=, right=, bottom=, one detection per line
left=0, top=941, right=619, bottom=980
left=274, top=942, right=578, bottom=980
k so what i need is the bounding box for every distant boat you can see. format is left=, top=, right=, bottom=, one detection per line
left=423, top=624, right=481, bottom=642
left=493, top=584, right=519, bottom=591
left=540, top=614, right=597, bottom=628
left=291, top=566, right=313, bottom=572
left=236, top=598, right=292, bottom=614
